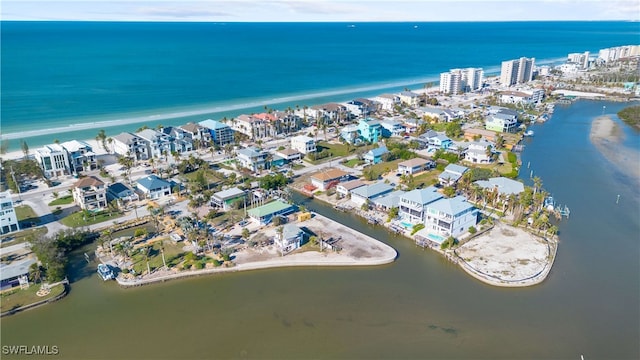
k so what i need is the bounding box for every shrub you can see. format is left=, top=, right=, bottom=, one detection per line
left=468, top=226, right=477, bottom=234
left=411, top=223, right=425, bottom=235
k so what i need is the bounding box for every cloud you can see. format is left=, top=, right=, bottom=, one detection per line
left=133, top=5, right=234, bottom=19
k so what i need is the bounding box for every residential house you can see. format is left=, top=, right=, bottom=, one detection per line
left=357, top=118, right=382, bottom=143
left=429, top=135, right=453, bottom=151
left=232, top=114, right=267, bottom=140
left=236, top=147, right=268, bottom=172
left=419, top=106, right=449, bottom=123
left=60, top=140, right=97, bottom=173
left=72, top=176, right=107, bottom=211
left=424, top=196, right=478, bottom=238
left=309, top=168, right=349, bottom=191
left=397, top=157, right=433, bottom=175
left=398, top=187, right=444, bottom=224
left=275, top=148, right=302, bottom=162
left=106, top=182, right=138, bottom=203
left=111, top=132, right=149, bottom=161
left=485, top=108, right=519, bottom=133
left=499, top=91, right=536, bottom=105
left=475, top=177, right=525, bottom=196
left=336, top=180, right=366, bottom=198
left=438, top=164, right=469, bottom=186
left=247, top=200, right=295, bottom=225
left=464, top=128, right=498, bottom=142
left=275, top=223, right=304, bottom=255
left=1, top=257, right=36, bottom=290
left=310, top=103, right=348, bottom=125
left=345, top=98, right=377, bottom=118
left=272, top=110, right=302, bottom=134
left=252, top=113, right=280, bottom=138
left=290, top=135, right=316, bottom=155
left=159, top=126, right=193, bottom=153
left=211, top=187, right=246, bottom=210
left=373, top=94, right=400, bottom=111
left=372, top=190, right=406, bottom=211
left=340, top=125, right=360, bottom=144
left=350, top=182, right=395, bottom=208
left=0, top=191, right=20, bottom=235
left=364, top=146, right=389, bottom=165
left=399, top=91, right=420, bottom=107
left=180, top=122, right=213, bottom=147
left=463, top=139, right=495, bottom=164
left=137, top=129, right=173, bottom=159
left=136, top=175, right=172, bottom=200
left=380, top=120, right=405, bottom=137
left=34, top=144, right=70, bottom=178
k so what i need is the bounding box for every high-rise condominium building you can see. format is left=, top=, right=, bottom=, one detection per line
left=500, top=57, right=535, bottom=87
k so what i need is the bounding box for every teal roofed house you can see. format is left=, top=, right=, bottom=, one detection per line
left=358, top=118, right=382, bottom=143
left=247, top=200, right=295, bottom=225
left=136, top=175, right=172, bottom=200
left=364, top=146, right=389, bottom=164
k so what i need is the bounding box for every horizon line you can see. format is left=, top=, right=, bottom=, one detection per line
left=1, top=19, right=637, bottom=23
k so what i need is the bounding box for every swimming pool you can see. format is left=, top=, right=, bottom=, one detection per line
left=427, top=233, right=445, bottom=244
left=400, top=221, right=413, bottom=228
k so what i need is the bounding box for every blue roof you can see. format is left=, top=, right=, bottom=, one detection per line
left=107, top=182, right=131, bottom=194
left=427, top=196, right=475, bottom=216
left=237, top=147, right=263, bottom=158
left=137, top=175, right=171, bottom=190
left=200, top=119, right=230, bottom=130
left=351, top=182, right=394, bottom=199
left=444, top=164, right=468, bottom=175
left=373, top=190, right=405, bottom=208
left=367, top=146, right=389, bottom=157
left=401, top=187, right=443, bottom=205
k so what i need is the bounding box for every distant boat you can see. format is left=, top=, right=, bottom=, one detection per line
left=348, top=24, right=356, bottom=28
left=97, top=264, right=114, bottom=281
left=524, top=130, right=535, bottom=137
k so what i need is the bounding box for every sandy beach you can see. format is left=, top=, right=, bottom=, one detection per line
left=590, top=115, right=640, bottom=183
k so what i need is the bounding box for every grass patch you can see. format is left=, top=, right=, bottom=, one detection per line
left=410, top=171, right=439, bottom=188
left=343, top=158, right=362, bottom=168
left=60, top=210, right=123, bottom=228
left=48, top=195, right=73, bottom=206
left=15, top=205, right=40, bottom=225
left=130, top=238, right=186, bottom=275
left=0, top=283, right=65, bottom=312
left=0, top=227, right=48, bottom=249
left=316, top=141, right=354, bottom=157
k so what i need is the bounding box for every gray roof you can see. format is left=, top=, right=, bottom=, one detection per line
left=282, top=223, right=302, bottom=240
left=366, top=146, right=389, bottom=157
left=136, top=128, right=163, bottom=141
left=373, top=190, right=405, bottom=209
left=400, top=187, right=443, bottom=205
left=474, top=177, right=525, bottom=195
left=351, top=182, right=394, bottom=200
left=444, top=164, right=468, bottom=175
left=0, top=257, right=36, bottom=282
left=137, top=175, right=171, bottom=191
left=107, top=182, right=132, bottom=195
left=237, top=147, right=264, bottom=158
left=113, top=132, right=140, bottom=145
left=427, top=196, right=475, bottom=216
left=213, top=187, right=245, bottom=200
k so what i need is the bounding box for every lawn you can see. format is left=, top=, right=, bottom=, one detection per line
left=15, top=205, right=40, bottom=225
left=316, top=141, right=354, bottom=157
left=362, top=159, right=405, bottom=180
left=48, top=195, right=73, bottom=206
left=60, top=210, right=123, bottom=228
left=0, top=227, right=48, bottom=249
left=343, top=159, right=363, bottom=168
left=181, top=168, right=224, bottom=183
left=0, top=283, right=66, bottom=312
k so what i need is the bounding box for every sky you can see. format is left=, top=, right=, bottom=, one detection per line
left=2, top=0, right=639, bottom=22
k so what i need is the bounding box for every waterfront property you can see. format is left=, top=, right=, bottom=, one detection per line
left=34, top=144, right=71, bottom=178
left=309, top=168, right=349, bottom=191
left=485, top=108, right=519, bottom=133
left=372, top=190, right=406, bottom=211
left=72, top=176, right=107, bottom=211
left=199, top=119, right=234, bottom=146
left=136, top=129, right=173, bottom=159
left=464, top=128, right=498, bottom=142
left=275, top=223, right=304, bottom=255
left=399, top=91, right=420, bottom=107
left=106, top=182, right=138, bottom=203
left=336, top=179, right=366, bottom=198
left=60, top=140, right=97, bottom=173
left=373, top=94, right=400, bottom=111
left=424, top=195, right=478, bottom=238
left=438, top=164, right=469, bottom=186
left=247, top=200, right=295, bottom=225
left=159, top=126, right=194, bottom=153
left=364, top=146, right=389, bottom=165
left=0, top=191, right=20, bottom=235
left=0, top=257, right=36, bottom=290
left=350, top=181, right=395, bottom=208
left=463, top=139, right=495, bottom=164
left=397, top=157, right=433, bottom=175
left=475, top=177, right=525, bottom=195
left=111, top=132, right=149, bottom=161
left=136, top=175, right=172, bottom=200
left=211, top=187, right=246, bottom=211
left=180, top=122, right=213, bottom=147
left=398, top=187, right=444, bottom=224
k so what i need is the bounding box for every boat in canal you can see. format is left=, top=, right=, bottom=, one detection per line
left=97, top=264, right=115, bottom=281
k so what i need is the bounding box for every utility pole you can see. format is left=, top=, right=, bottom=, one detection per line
left=10, top=165, right=22, bottom=202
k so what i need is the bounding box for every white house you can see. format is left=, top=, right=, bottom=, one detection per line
left=350, top=182, right=394, bottom=208
left=290, top=135, right=316, bottom=155
left=136, top=129, right=173, bottom=159
left=438, top=164, right=468, bottom=186
left=112, top=132, right=149, bottom=161
left=136, top=175, right=172, bottom=200
left=373, top=94, right=400, bottom=111
left=397, top=158, right=434, bottom=175
left=60, top=140, right=97, bottom=173
left=424, top=196, right=478, bottom=238
left=463, top=139, right=495, bottom=164
left=0, top=191, right=20, bottom=235
left=72, top=176, right=107, bottom=211
left=236, top=147, right=268, bottom=172
left=380, top=120, right=405, bottom=137
left=275, top=223, right=304, bottom=255
left=309, top=168, right=349, bottom=191
left=336, top=179, right=366, bottom=198
left=475, top=177, right=525, bottom=196
left=398, top=91, right=420, bottom=107
left=398, top=187, right=443, bottom=224
left=211, top=187, right=246, bottom=211
left=34, top=144, right=70, bottom=178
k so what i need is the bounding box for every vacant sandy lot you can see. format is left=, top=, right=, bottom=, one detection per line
left=590, top=115, right=640, bottom=183
left=455, top=222, right=556, bottom=287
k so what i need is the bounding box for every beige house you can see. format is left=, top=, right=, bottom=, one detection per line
left=73, top=176, right=107, bottom=211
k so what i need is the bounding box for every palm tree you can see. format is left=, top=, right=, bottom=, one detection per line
left=29, top=263, right=42, bottom=284
left=160, top=240, right=167, bottom=269
left=96, top=129, right=107, bottom=152
left=107, top=137, right=114, bottom=153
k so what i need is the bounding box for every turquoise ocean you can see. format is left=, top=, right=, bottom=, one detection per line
left=1, top=21, right=639, bottom=150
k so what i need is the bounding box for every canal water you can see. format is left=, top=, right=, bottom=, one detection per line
left=2, top=100, right=638, bottom=359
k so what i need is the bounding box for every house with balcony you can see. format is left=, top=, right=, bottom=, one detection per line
left=232, top=114, right=268, bottom=140
left=180, top=122, right=213, bottom=147
left=429, top=135, right=453, bottom=151
left=198, top=119, right=234, bottom=146
left=398, top=187, right=444, bottom=224
left=373, top=94, right=400, bottom=111
left=60, top=140, right=97, bottom=174
left=0, top=191, right=20, bottom=235
left=275, top=148, right=302, bottom=162
left=357, top=118, right=382, bottom=143
left=159, top=126, right=194, bottom=153
left=438, top=164, right=469, bottom=186
left=336, top=179, right=366, bottom=198
left=474, top=177, right=525, bottom=196
left=136, top=175, right=172, bottom=200
left=350, top=181, right=394, bottom=208
left=310, top=103, right=348, bottom=125
left=424, top=196, right=478, bottom=238
left=340, top=125, right=361, bottom=144
left=463, top=139, right=495, bottom=164
left=485, top=108, right=519, bottom=133
left=72, top=176, right=107, bottom=211
left=236, top=147, right=268, bottom=172
left=106, top=182, right=138, bottom=203
left=136, top=129, right=173, bottom=159
left=397, top=158, right=434, bottom=175
left=380, top=120, right=405, bottom=137
left=275, top=223, right=304, bottom=255
left=247, top=200, right=295, bottom=225
left=290, top=135, right=316, bottom=155
left=112, top=132, right=149, bottom=161
left=372, top=190, right=406, bottom=211
left=309, top=168, right=349, bottom=191
left=364, top=146, right=389, bottom=165
left=34, top=144, right=71, bottom=178
left=211, top=187, right=246, bottom=211
left=399, top=91, right=420, bottom=107
left=345, top=98, right=378, bottom=118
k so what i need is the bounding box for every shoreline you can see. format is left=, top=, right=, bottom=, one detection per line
left=589, top=115, right=640, bottom=184
left=100, top=212, right=397, bottom=288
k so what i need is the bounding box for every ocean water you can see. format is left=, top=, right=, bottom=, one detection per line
left=1, top=21, right=639, bottom=149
